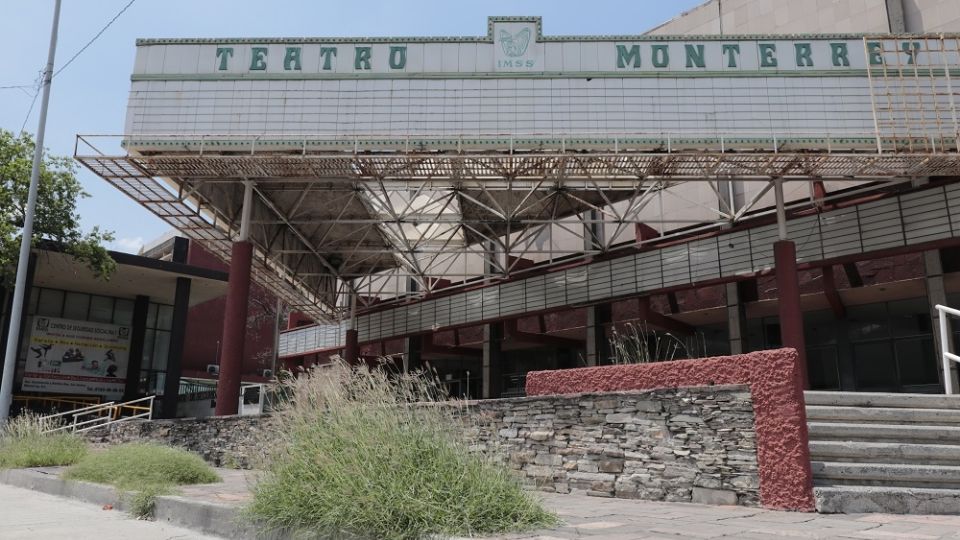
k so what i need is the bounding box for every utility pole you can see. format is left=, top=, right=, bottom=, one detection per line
left=0, top=0, right=62, bottom=423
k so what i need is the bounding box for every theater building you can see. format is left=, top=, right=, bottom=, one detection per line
left=76, top=2, right=960, bottom=411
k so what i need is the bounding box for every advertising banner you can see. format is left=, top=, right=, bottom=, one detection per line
left=21, top=316, right=131, bottom=399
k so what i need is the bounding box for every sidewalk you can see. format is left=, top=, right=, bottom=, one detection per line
left=5, top=467, right=960, bottom=539
left=0, top=483, right=221, bottom=540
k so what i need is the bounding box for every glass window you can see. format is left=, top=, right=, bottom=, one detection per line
left=88, top=296, right=114, bottom=323
left=146, top=304, right=158, bottom=330
left=156, top=305, right=174, bottom=331
left=62, top=292, right=90, bottom=321
left=889, top=298, right=932, bottom=338
left=36, top=289, right=64, bottom=317
left=808, top=346, right=841, bottom=390
left=152, top=331, right=171, bottom=372
left=804, top=310, right=837, bottom=346
left=847, top=304, right=890, bottom=341
left=27, top=288, right=39, bottom=315
left=142, top=329, right=156, bottom=371
left=852, top=341, right=898, bottom=390
left=895, top=338, right=939, bottom=386
left=113, top=299, right=134, bottom=326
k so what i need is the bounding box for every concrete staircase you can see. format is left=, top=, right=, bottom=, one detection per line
left=806, top=391, right=960, bottom=514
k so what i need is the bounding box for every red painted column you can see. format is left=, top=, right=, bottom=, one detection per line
left=343, top=329, right=359, bottom=364
left=774, top=240, right=809, bottom=389
left=215, top=241, right=253, bottom=416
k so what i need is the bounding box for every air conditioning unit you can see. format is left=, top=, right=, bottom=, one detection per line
left=261, top=369, right=274, bottom=379
left=206, top=364, right=220, bottom=375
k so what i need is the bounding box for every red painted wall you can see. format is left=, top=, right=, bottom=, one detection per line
left=181, top=242, right=278, bottom=380
left=525, top=348, right=816, bottom=512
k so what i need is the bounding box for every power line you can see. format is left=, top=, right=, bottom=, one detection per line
left=53, top=0, right=139, bottom=79
left=18, top=69, right=43, bottom=134
left=16, top=0, right=139, bottom=134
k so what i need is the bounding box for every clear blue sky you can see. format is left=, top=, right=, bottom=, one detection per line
left=0, top=0, right=702, bottom=253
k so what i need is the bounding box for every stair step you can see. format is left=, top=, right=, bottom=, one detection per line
left=805, top=391, right=960, bottom=410
left=815, top=485, right=960, bottom=514
left=807, top=422, right=960, bottom=444
left=809, top=440, right=960, bottom=466
left=811, top=461, right=960, bottom=489
left=806, top=405, right=960, bottom=426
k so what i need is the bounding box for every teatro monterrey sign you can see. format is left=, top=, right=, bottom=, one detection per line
left=136, top=16, right=958, bottom=79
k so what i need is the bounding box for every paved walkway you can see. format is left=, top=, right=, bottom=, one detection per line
left=0, top=483, right=221, bottom=540
left=7, top=468, right=960, bottom=539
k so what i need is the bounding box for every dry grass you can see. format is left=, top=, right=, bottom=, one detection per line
left=246, top=360, right=557, bottom=540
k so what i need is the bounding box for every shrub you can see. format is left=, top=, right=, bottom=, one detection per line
left=0, top=413, right=87, bottom=468
left=246, top=360, right=557, bottom=540
left=65, top=443, right=220, bottom=518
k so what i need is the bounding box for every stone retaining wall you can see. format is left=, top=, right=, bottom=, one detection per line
left=468, top=385, right=758, bottom=506
left=87, top=385, right=760, bottom=506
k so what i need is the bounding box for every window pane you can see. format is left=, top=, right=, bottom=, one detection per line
left=62, top=292, right=90, bottom=321
left=141, top=329, right=156, bottom=371
left=37, top=289, right=64, bottom=317
left=113, top=299, right=134, bottom=326
left=896, top=338, right=939, bottom=386
left=804, top=310, right=837, bottom=346
left=27, top=287, right=39, bottom=315
left=89, top=296, right=114, bottom=324
left=808, top=346, right=841, bottom=390
left=146, top=304, right=158, bottom=329
left=889, top=298, right=932, bottom=337
left=156, top=305, right=174, bottom=331
left=153, top=330, right=171, bottom=372
left=847, top=304, right=889, bottom=340
left=853, top=341, right=898, bottom=390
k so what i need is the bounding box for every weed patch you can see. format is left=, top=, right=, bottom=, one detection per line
left=65, top=443, right=219, bottom=518
left=246, top=360, right=557, bottom=540
left=0, top=414, right=87, bottom=469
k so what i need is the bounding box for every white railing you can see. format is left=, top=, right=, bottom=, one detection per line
left=936, top=305, right=960, bottom=394
left=41, top=395, right=155, bottom=434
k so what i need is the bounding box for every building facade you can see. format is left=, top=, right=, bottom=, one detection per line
left=77, top=5, right=960, bottom=409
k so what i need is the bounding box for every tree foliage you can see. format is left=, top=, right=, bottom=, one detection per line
left=0, top=129, right=115, bottom=285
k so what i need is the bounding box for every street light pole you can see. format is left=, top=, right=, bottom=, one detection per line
left=0, top=0, right=63, bottom=424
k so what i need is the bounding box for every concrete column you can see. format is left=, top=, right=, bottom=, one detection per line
left=925, top=250, right=959, bottom=392
left=214, top=240, right=253, bottom=416
left=343, top=293, right=359, bottom=364
left=482, top=322, right=503, bottom=399
left=726, top=282, right=747, bottom=354
left=774, top=240, right=809, bottom=389
left=403, top=335, right=423, bottom=373
left=160, top=278, right=191, bottom=419
left=585, top=303, right=612, bottom=366
left=343, top=329, right=359, bottom=364
left=122, top=295, right=150, bottom=401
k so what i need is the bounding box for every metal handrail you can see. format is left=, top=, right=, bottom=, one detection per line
left=935, top=304, right=960, bottom=394
left=41, top=395, right=155, bottom=434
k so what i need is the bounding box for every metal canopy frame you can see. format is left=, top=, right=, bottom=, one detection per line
left=75, top=132, right=960, bottom=322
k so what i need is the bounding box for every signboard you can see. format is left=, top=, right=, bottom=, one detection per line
left=137, top=17, right=959, bottom=78
left=21, top=317, right=131, bottom=399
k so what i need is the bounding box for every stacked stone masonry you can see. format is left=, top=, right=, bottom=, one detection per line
left=87, top=385, right=759, bottom=506
left=466, top=386, right=759, bottom=506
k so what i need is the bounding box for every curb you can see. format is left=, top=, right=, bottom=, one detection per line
left=0, top=468, right=279, bottom=539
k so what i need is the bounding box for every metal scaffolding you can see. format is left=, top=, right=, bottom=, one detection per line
left=75, top=132, right=960, bottom=322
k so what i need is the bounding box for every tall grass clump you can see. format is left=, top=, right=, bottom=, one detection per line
left=65, top=443, right=220, bottom=517
left=609, top=322, right=708, bottom=364
left=246, top=360, right=557, bottom=540
left=0, top=413, right=87, bottom=469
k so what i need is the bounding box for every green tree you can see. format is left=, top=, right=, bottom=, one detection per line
left=0, top=129, right=115, bottom=285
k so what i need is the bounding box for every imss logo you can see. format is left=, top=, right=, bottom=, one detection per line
left=497, top=27, right=536, bottom=68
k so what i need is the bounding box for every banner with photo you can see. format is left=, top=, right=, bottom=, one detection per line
left=21, top=316, right=131, bottom=399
